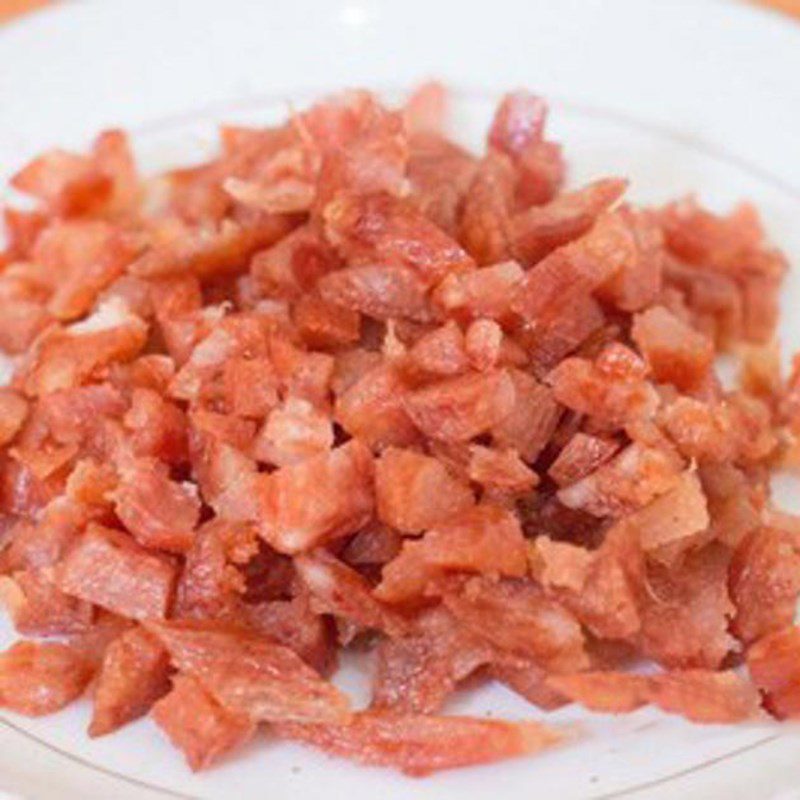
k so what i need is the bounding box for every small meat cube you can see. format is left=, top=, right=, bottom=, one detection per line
left=647, top=670, right=760, bottom=723
left=114, top=462, right=200, bottom=553
left=729, top=527, right=800, bottom=645
left=146, top=619, right=350, bottom=724
left=406, top=131, right=476, bottom=233
left=324, top=192, right=474, bottom=288
left=491, top=369, right=561, bottom=462
left=432, top=260, right=524, bottom=322
left=335, top=363, right=421, bottom=449
left=531, top=537, right=594, bottom=594
left=252, top=397, right=333, bottom=467
left=375, top=447, right=474, bottom=534
left=547, top=348, right=658, bottom=429
left=33, top=220, right=139, bottom=321
left=376, top=504, right=527, bottom=602
left=404, top=369, right=516, bottom=442
left=557, top=442, right=682, bottom=518
left=408, top=321, right=469, bottom=377
left=547, top=671, right=650, bottom=713
left=11, top=149, right=110, bottom=216
left=152, top=674, right=255, bottom=771
left=372, top=606, right=492, bottom=714
left=634, top=470, right=709, bottom=560
left=124, top=388, right=188, bottom=464
left=403, top=82, right=448, bottom=135
left=459, top=152, right=515, bottom=265
left=548, top=433, right=619, bottom=487
left=90, top=626, right=170, bottom=736
left=0, top=640, right=92, bottom=716
left=467, top=445, right=538, bottom=494
left=131, top=214, right=292, bottom=280
left=317, top=265, right=433, bottom=323
left=295, top=549, right=407, bottom=637
left=747, top=627, right=800, bottom=719
left=509, top=178, right=628, bottom=266
left=242, top=596, right=337, bottom=676
left=258, top=440, right=374, bottom=554
left=23, top=298, right=148, bottom=397
left=293, top=292, right=361, bottom=349
left=221, top=357, right=279, bottom=419
left=596, top=207, right=664, bottom=312
left=442, top=577, right=588, bottom=673
left=3, top=568, right=93, bottom=636
left=190, top=434, right=260, bottom=522
left=631, top=305, right=714, bottom=391
left=639, top=545, right=736, bottom=670
left=0, top=389, right=28, bottom=446
left=464, top=318, right=503, bottom=371
left=488, top=91, right=548, bottom=158
left=174, top=519, right=258, bottom=621
left=57, top=523, right=176, bottom=620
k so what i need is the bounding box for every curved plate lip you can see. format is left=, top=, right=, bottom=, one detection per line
left=1, top=0, right=800, bottom=182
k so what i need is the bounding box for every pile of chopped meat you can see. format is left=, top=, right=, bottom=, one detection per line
left=0, top=83, right=799, bottom=776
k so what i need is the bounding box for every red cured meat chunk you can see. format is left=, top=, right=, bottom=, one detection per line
left=647, top=670, right=760, bottom=723
left=243, top=596, right=337, bottom=676
left=295, top=549, right=408, bottom=638
left=152, top=674, right=256, bottom=771
left=747, top=627, right=800, bottom=719
left=258, top=440, right=374, bottom=554
left=274, top=710, right=567, bottom=776
left=146, top=619, right=351, bottom=724
left=318, top=265, right=433, bottom=323
left=11, top=149, right=111, bottom=216
left=403, top=82, right=448, bottom=136
left=547, top=349, right=659, bottom=429
left=174, top=519, right=258, bottom=621
left=433, top=260, right=524, bottom=322
left=407, top=132, right=476, bottom=234
left=557, top=442, right=682, bottom=518
left=2, top=567, right=93, bottom=637
left=547, top=672, right=650, bottom=713
left=467, top=445, right=538, bottom=494
left=491, top=369, right=561, bottom=462
left=375, top=446, right=474, bottom=534
left=33, top=220, right=140, bottom=321
left=114, top=463, right=200, bottom=553
left=252, top=397, right=333, bottom=467
left=324, top=192, right=474, bottom=288
left=510, top=178, right=628, bottom=266
left=408, top=321, right=469, bottom=377
left=0, top=389, right=29, bottom=446
left=459, top=152, right=515, bottom=265
left=729, top=527, right=800, bottom=645
left=57, top=523, right=176, bottom=620
left=631, top=305, right=714, bottom=391
left=639, top=545, right=736, bottom=670
left=442, top=577, right=588, bottom=673
left=334, top=362, right=420, bottom=449
left=90, top=626, right=170, bottom=736
left=548, top=433, right=619, bottom=487
left=404, top=369, right=517, bottom=442
left=0, top=640, right=92, bottom=716
left=372, top=606, right=492, bottom=714
left=376, top=504, right=527, bottom=602
left=550, top=669, right=759, bottom=722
